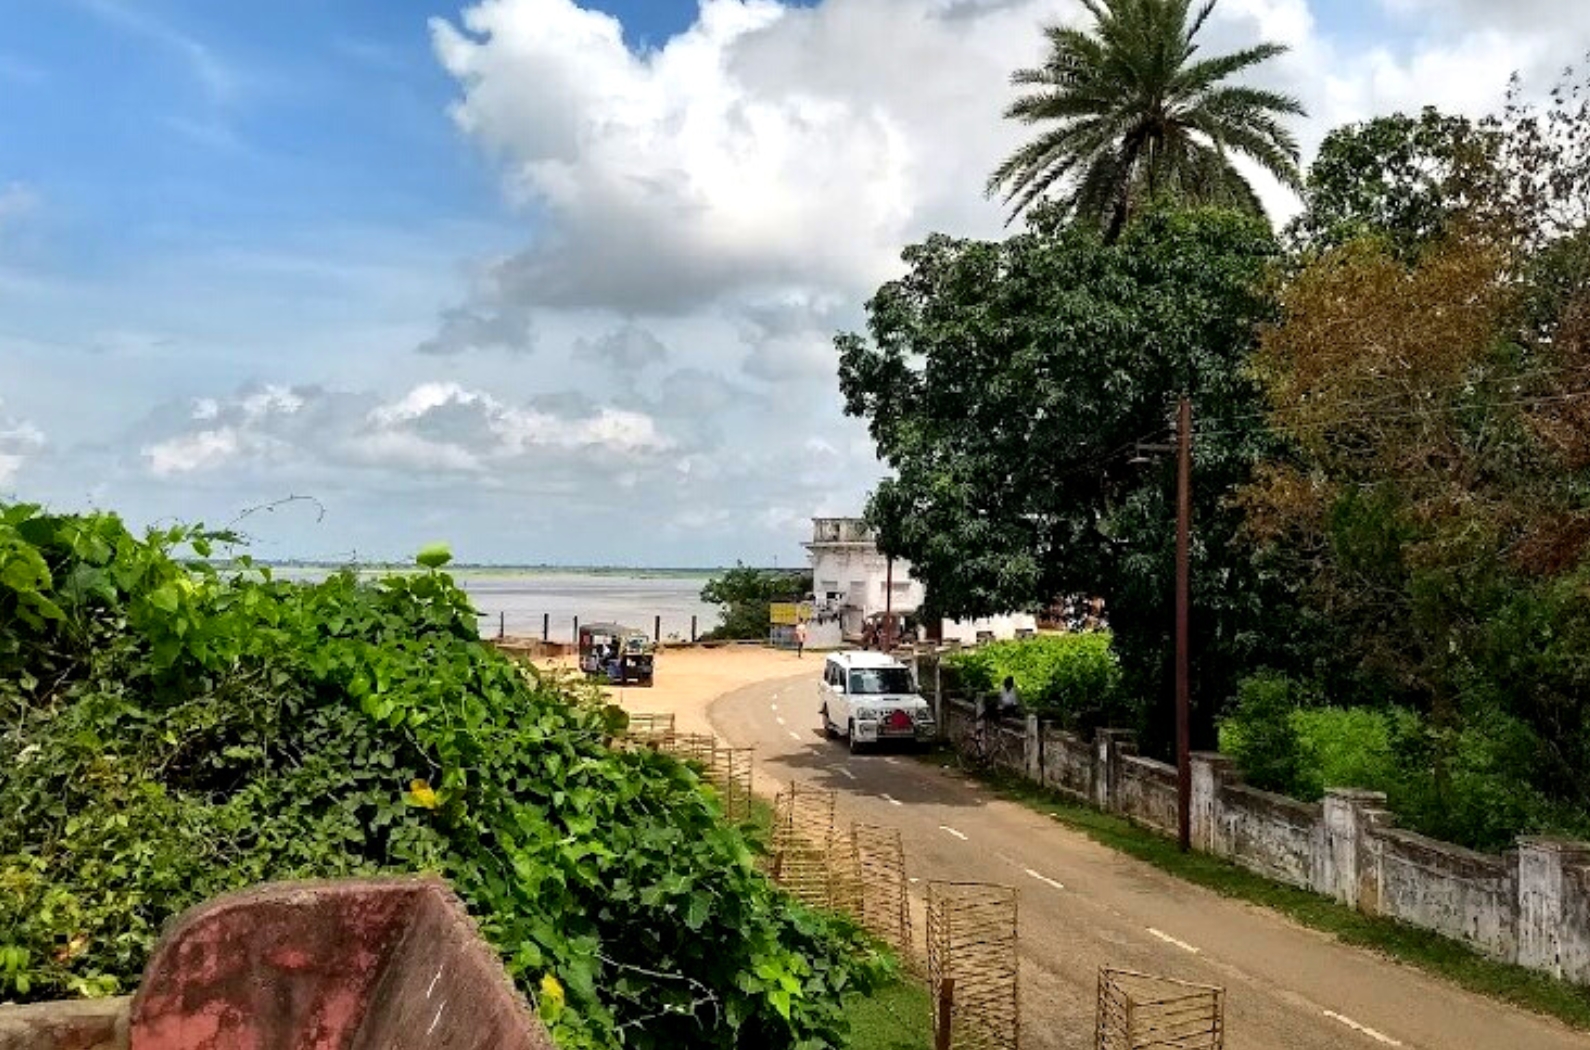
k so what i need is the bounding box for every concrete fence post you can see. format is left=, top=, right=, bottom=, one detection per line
left=1189, top=753, right=1234, bottom=856
left=1025, top=714, right=1042, bottom=781
left=1322, top=788, right=1390, bottom=911
left=1094, top=730, right=1137, bottom=814
left=1516, top=838, right=1590, bottom=978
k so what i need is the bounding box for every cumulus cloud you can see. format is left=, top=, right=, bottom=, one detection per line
left=573, top=324, right=672, bottom=370
left=140, top=380, right=672, bottom=484
left=0, top=402, right=44, bottom=486
left=426, top=0, right=1558, bottom=351
left=416, top=300, right=535, bottom=356
left=428, top=0, right=1042, bottom=315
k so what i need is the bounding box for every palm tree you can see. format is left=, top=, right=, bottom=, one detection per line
left=988, top=0, right=1305, bottom=240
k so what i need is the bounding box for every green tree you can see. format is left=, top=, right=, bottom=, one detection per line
left=1284, top=108, right=1498, bottom=260
left=700, top=563, right=811, bottom=641
left=1241, top=68, right=1590, bottom=847
left=837, top=206, right=1294, bottom=752
left=987, top=0, right=1305, bottom=238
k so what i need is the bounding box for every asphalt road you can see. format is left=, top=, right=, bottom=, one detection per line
left=711, top=670, right=1590, bottom=1050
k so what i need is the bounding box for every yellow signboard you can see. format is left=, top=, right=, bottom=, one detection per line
left=770, top=602, right=812, bottom=626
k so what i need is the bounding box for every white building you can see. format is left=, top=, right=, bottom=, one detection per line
left=803, top=517, right=1035, bottom=647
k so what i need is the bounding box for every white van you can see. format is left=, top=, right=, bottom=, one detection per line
left=818, top=651, right=936, bottom=753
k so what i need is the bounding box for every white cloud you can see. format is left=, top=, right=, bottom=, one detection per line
left=429, top=0, right=1571, bottom=325
left=429, top=0, right=1046, bottom=314
left=0, top=403, right=45, bottom=486
left=145, top=428, right=244, bottom=476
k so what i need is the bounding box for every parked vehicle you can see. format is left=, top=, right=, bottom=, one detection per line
left=818, top=650, right=935, bottom=753
left=578, top=622, right=655, bottom=686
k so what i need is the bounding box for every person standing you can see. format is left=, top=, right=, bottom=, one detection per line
left=794, top=620, right=808, bottom=659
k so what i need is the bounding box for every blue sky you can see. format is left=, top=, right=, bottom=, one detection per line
left=1, top=0, right=1582, bottom=565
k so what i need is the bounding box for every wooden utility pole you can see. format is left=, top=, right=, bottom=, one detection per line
left=1176, top=395, right=1193, bottom=853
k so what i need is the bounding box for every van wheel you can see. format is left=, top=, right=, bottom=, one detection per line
left=848, top=721, right=866, bottom=755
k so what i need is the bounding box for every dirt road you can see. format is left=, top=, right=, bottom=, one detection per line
left=699, top=668, right=1590, bottom=1050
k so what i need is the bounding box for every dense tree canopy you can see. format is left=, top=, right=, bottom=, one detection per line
left=838, top=206, right=1289, bottom=748
left=1239, top=73, right=1590, bottom=846
left=700, top=564, right=811, bottom=641
left=1283, top=108, right=1496, bottom=260
left=987, top=0, right=1304, bottom=238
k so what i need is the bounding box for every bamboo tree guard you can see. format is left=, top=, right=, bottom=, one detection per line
left=623, top=713, right=676, bottom=749
left=849, top=824, right=912, bottom=959
left=707, top=745, right=755, bottom=823
left=1096, top=969, right=1224, bottom=1050
left=660, top=731, right=718, bottom=765
left=927, top=882, right=1019, bottom=1050
left=770, top=782, right=841, bottom=910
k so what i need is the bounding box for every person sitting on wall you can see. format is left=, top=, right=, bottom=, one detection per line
left=998, top=676, right=1020, bottom=718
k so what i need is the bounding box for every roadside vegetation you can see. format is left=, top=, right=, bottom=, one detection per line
left=937, top=756, right=1590, bottom=1031
left=698, top=563, right=811, bottom=642
left=0, top=504, right=885, bottom=1049
left=942, top=634, right=1123, bottom=732
left=841, top=4, right=1590, bottom=853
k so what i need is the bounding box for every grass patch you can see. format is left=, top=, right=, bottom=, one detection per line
left=847, top=979, right=933, bottom=1050
left=916, top=749, right=1590, bottom=1030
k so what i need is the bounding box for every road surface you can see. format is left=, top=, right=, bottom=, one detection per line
left=711, top=670, right=1590, bottom=1050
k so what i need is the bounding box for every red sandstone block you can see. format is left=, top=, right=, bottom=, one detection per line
left=127, top=877, right=552, bottom=1050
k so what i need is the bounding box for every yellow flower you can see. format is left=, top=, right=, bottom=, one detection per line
left=406, top=779, right=440, bottom=809
left=540, top=973, right=565, bottom=1009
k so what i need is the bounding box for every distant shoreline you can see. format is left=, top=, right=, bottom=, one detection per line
left=206, top=562, right=796, bottom=579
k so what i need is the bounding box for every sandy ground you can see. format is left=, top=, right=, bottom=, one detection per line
left=528, top=644, right=814, bottom=736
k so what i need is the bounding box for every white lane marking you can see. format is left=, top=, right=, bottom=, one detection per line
left=939, top=825, right=969, bottom=841
left=909, top=877, right=921, bottom=884
left=427, top=1002, right=446, bottom=1035
left=881, top=793, right=903, bottom=806
left=1323, top=1011, right=1403, bottom=1046
left=837, top=767, right=857, bottom=781
left=1024, top=869, right=1065, bottom=891
left=1147, top=928, right=1200, bottom=955
left=770, top=703, right=779, bottom=711
left=775, top=716, right=786, bottom=726
left=426, top=965, right=444, bottom=997
left=881, top=757, right=899, bottom=765
left=789, top=730, right=802, bottom=741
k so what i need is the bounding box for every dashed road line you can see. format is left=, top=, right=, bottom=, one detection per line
left=836, top=767, right=857, bottom=781
left=788, top=731, right=802, bottom=741
left=1323, top=1011, right=1403, bottom=1046
left=770, top=703, right=779, bottom=711
left=939, top=825, right=969, bottom=841
left=881, top=793, right=903, bottom=806
left=1024, top=869, right=1065, bottom=891
left=881, top=757, right=899, bottom=765
left=775, top=716, right=786, bottom=726
left=1146, top=928, right=1200, bottom=955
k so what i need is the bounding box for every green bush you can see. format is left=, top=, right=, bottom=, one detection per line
left=944, top=634, right=1121, bottom=729
left=1292, top=707, right=1396, bottom=794
left=1220, top=673, right=1319, bottom=799
left=0, top=504, right=879, bottom=1048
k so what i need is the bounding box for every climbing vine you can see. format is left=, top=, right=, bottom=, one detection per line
left=0, top=502, right=881, bottom=1048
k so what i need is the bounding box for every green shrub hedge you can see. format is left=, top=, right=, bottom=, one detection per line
left=0, top=504, right=880, bottom=1048
left=943, top=633, right=1122, bottom=729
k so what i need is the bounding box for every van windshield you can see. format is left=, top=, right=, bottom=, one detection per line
left=848, top=667, right=914, bottom=695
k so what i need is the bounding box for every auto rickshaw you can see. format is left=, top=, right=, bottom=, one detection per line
left=577, top=622, right=655, bottom=686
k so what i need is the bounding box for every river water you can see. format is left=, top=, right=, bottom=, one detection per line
left=271, top=567, right=719, bottom=642
left=458, top=572, right=718, bottom=642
